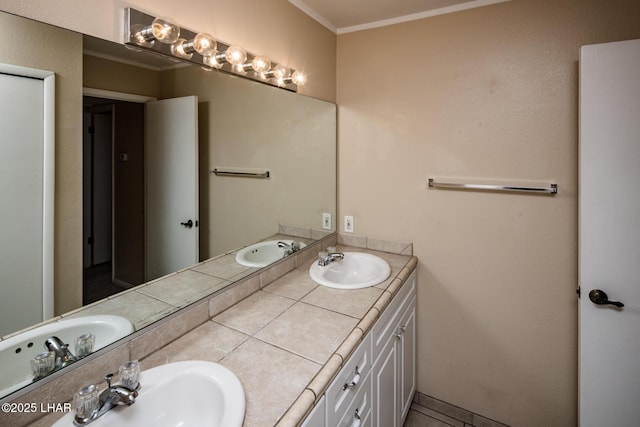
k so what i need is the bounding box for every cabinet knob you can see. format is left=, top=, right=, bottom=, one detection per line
left=394, top=325, right=406, bottom=339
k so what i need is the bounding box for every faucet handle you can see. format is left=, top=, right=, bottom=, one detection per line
left=119, top=360, right=141, bottom=390
left=74, top=384, right=99, bottom=422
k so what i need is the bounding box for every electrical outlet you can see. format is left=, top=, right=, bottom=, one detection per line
left=344, top=215, right=354, bottom=233
left=322, top=213, right=331, bottom=230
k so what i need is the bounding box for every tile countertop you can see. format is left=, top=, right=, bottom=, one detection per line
left=139, top=245, right=418, bottom=427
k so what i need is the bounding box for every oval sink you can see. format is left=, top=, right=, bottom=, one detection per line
left=309, top=252, right=391, bottom=289
left=0, top=315, right=134, bottom=396
left=53, top=360, right=245, bottom=427
left=235, top=239, right=307, bottom=268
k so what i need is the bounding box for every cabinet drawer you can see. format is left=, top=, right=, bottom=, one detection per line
left=372, top=270, right=416, bottom=358
left=326, top=332, right=372, bottom=426
left=336, top=370, right=372, bottom=427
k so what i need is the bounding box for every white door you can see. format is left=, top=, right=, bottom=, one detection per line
left=0, top=70, right=53, bottom=335
left=145, top=96, right=199, bottom=281
left=579, top=39, right=640, bottom=427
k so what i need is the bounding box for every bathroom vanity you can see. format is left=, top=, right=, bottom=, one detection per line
left=299, top=269, right=416, bottom=427
left=4, top=237, right=416, bottom=427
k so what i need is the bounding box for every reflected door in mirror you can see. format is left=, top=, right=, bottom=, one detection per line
left=0, top=72, right=46, bottom=335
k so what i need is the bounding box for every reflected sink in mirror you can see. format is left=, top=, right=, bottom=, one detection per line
left=309, top=252, right=391, bottom=289
left=235, top=240, right=307, bottom=268
left=0, top=315, right=134, bottom=396
left=53, top=360, right=245, bottom=427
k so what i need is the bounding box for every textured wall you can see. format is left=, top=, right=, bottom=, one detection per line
left=337, top=0, right=640, bottom=425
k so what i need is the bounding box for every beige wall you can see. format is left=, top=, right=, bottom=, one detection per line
left=83, top=55, right=160, bottom=98
left=0, top=13, right=83, bottom=315
left=160, top=67, right=336, bottom=258
left=337, top=0, right=640, bottom=425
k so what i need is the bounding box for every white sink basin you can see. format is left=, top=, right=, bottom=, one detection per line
left=0, top=315, right=134, bottom=396
left=235, top=239, right=307, bottom=268
left=53, top=361, right=245, bottom=427
left=309, top=252, right=391, bottom=289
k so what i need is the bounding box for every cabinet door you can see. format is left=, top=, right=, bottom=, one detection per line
left=399, top=297, right=416, bottom=422
left=301, top=395, right=325, bottom=427
left=372, top=333, right=399, bottom=427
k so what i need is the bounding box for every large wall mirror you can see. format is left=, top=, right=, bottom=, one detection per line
left=0, top=10, right=336, bottom=399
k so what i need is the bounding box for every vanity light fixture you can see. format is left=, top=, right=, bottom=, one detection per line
left=125, top=8, right=305, bottom=92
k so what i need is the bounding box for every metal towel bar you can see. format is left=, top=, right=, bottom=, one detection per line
left=428, top=178, right=557, bottom=195
left=210, top=169, right=270, bottom=179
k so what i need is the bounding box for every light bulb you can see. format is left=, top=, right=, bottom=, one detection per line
left=224, top=46, right=247, bottom=66
left=233, top=63, right=247, bottom=74
left=192, top=33, right=217, bottom=55
left=251, top=56, right=271, bottom=73
left=151, top=17, right=180, bottom=44
left=272, top=64, right=289, bottom=80
left=291, top=70, right=307, bottom=86
left=171, top=38, right=193, bottom=59
left=204, top=52, right=224, bottom=68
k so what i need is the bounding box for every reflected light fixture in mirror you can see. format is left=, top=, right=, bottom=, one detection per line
left=125, top=7, right=306, bottom=92
left=173, top=32, right=218, bottom=59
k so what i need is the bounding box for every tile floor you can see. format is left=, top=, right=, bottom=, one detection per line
left=404, top=393, right=510, bottom=427
left=404, top=403, right=470, bottom=427
left=82, top=261, right=126, bottom=304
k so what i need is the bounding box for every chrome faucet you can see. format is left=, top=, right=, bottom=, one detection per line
left=317, top=247, right=344, bottom=266
left=278, top=240, right=302, bottom=256
left=45, top=336, right=77, bottom=369
left=74, top=362, right=140, bottom=426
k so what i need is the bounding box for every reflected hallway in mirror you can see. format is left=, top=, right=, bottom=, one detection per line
left=82, top=96, right=147, bottom=304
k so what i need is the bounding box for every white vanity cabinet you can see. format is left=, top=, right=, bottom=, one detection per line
left=301, top=269, right=417, bottom=427
left=371, top=270, right=416, bottom=427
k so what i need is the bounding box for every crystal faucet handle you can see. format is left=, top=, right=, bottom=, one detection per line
left=31, top=351, right=55, bottom=378
left=119, top=360, right=141, bottom=389
left=74, top=384, right=99, bottom=422
left=75, top=333, right=95, bottom=358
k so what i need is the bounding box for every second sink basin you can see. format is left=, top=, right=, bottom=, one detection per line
left=309, top=252, right=391, bottom=289
left=0, top=315, right=134, bottom=396
left=235, top=239, right=307, bottom=268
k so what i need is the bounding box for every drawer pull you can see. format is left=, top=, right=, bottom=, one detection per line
left=394, top=325, right=406, bottom=339
left=342, top=366, right=361, bottom=390
left=351, top=408, right=361, bottom=427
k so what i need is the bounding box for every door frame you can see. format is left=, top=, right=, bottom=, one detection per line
left=1, top=63, right=55, bottom=321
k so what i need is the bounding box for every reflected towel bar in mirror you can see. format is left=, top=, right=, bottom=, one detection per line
left=211, top=169, right=270, bottom=178
left=428, top=178, right=557, bottom=195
